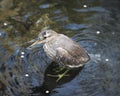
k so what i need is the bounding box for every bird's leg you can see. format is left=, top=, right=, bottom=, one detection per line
left=47, top=69, right=70, bottom=82
left=56, top=69, right=70, bottom=82
left=53, top=65, right=66, bottom=73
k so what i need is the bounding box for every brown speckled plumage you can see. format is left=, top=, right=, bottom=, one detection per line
left=29, top=30, right=90, bottom=68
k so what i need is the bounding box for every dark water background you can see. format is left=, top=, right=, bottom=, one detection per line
left=0, top=0, right=120, bottom=96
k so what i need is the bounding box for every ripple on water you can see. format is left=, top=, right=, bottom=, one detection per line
left=73, top=6, right=108, bottom=13
left=0, top=47, right=52, bottom=95
left=0, top=30, right=6, bottom=39
left=64, top=23, right=91, bottom=30
left=0, top=0, right=120, bottom=96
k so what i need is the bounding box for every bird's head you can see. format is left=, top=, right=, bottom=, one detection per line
left=28, top=30, right=58, bottom=48
left=38, top=30, right=58, bottom=40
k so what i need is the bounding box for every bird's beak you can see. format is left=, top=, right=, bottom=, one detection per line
left=27, top=36, right=46, bottom=49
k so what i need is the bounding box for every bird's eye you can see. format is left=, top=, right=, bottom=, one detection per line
left=42, top=31, right=47, bottom=36
left=41, top=30, right=51, bottom=39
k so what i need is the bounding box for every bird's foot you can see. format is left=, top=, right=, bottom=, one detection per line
left=47, top=69, right=70, bottom=82
left=56, top=70, right=69, bottom=82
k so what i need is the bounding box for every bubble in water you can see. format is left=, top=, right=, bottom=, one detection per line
left=45, top=90, right=50, bottom=94
left=83, top=5, right=87, bottom=8
left=3, top=22, right=8, bottom=26
left=96, top=31, right=100, bottom=34
left=21, top=55, right=24, bottom=58
left=105, top=58, right=109, bottom=61
left=25, top=74, right=29, bottom=77
left=21, top=52, right=25, bottom=55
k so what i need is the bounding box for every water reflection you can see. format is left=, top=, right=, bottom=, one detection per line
left=0, top=0, right=120, bottom=96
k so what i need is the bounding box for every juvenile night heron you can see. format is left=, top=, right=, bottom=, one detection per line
left=29, top=30, right=90, bottom=68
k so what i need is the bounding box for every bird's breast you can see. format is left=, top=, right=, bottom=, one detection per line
left=43, top=43, right=56, bottom=60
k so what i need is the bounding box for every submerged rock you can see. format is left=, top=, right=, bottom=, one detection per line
left=0, top=47, right=51, bottom=96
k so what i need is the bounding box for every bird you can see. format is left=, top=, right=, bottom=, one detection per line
left=28, top=29, right=90, bottom=68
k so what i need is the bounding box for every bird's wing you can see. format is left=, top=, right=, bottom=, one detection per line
left=56, top=47, right=89, bottom=68
left=66, top=43, right=90, bottom=62
left=55, top=35, right=90, bottom=63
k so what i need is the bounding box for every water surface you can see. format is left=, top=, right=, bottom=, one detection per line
left=0, top=0, right=120, bottom=96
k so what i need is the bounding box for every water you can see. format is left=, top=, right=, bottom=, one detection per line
left=0, top=0, right=120, bottom=96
